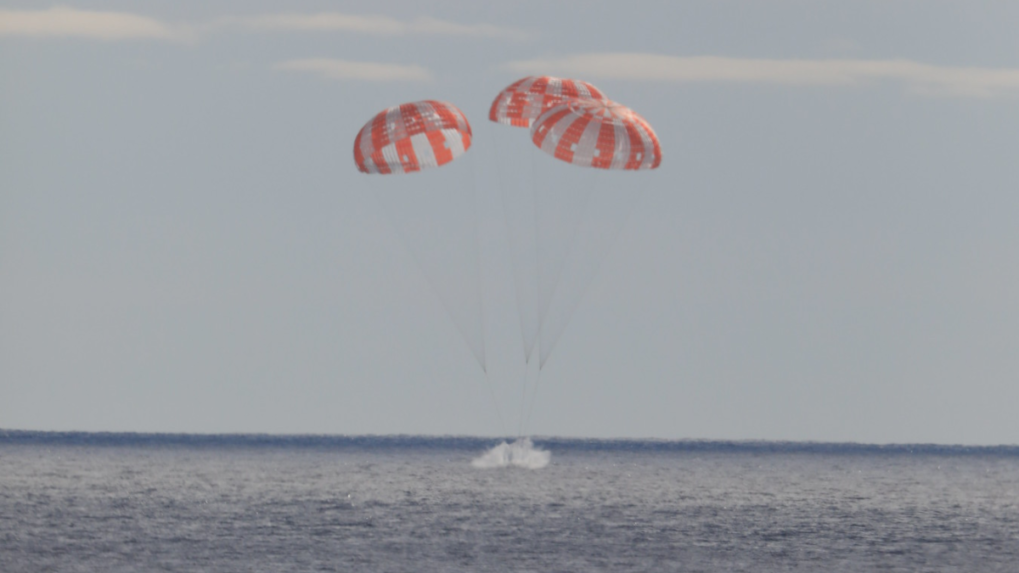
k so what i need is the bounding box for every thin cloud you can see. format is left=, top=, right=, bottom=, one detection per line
left=274, top=58, right=432, bottom=82
left=504, top=53, right=1019, bottom=98
left=0, top=7, right=192, bottom=42
left=241, top=12, right=530, bottom=41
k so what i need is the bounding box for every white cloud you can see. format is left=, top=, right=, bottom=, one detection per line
left=504, top=53, right=1019, bottom=98
left=0, top=7, right=191, bottom=42
left=274, top=58, right=432, bottom=82
left=241, top=12, right=530, bottom=41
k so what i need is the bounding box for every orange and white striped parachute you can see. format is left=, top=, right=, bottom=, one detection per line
left=352, top=99, right=486, bottom=371
left=489, top=76, right=608, bottom=128
left=530, top=99, right=661, bottom=170
left=354, top=100, right=472, bottom=174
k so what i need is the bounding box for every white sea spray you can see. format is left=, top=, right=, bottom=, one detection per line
left=471, top=437, right=550, bottom=469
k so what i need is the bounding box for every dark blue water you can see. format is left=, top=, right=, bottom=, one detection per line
left=2, top=430, right=1017, bottom=572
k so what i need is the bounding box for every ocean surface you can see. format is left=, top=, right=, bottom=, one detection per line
left=1, top=431, right=1017, bottom=572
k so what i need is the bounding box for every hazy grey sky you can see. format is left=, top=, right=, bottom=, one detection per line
left=2, top=1, right=1018, bottom=444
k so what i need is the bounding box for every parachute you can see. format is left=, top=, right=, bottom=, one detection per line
left=525, top=99, right=661, bottom=367
left=488, top=77, right=611, bottom=365
left=354, top=100, right=472, bottom=174
left=489, top=78, right=662, bottom=358
left=355, top=101, right=487, bottom=371
left=485, top=78, right=663, bottom=432
left=352, top=88, right=663, bottom=434
left=530, top=99, right=662, bottom=170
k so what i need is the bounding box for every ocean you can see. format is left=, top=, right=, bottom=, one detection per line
left=1, top=431, right=1017, bottom=572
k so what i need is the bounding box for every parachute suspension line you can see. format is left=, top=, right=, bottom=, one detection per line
left=515, top=364, right=526, bottom=438
left=490, top=124, right=530, bottom=363
left=516, top=326, right=537, bottom=437
left=468, top=152, right=512, bottom=436
left=365, top=176, right=487, bottom=373
left=523, top=334, right=541, bottom=435
left=530, top=155, right=599, bottom=371
left=490, top=125, right=540, bottom=437
left=520, top=150, right=542, bottom=437
left=523, top=176, right=653, bottom=430
left=528, top=149, right=542, bottom=362
left=468, top=154, right=487, bottom=374
left=538, top=175, right=653, bottom=368
left=536, top=167, right=598, bottom=326
left=487, top=372, right=508, bottom=438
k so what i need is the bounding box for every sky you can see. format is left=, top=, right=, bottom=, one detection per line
left=2, top=1, right=1018, bottom=444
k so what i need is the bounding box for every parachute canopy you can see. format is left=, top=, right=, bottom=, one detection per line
left=354, top=100, right=472, bottom=174
left=489, top=76, right=608, bottom=128
left=530, top=100, right=662, bottom=170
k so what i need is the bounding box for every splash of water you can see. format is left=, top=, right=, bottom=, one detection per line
left=471, top=437, right=550, bottom=469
